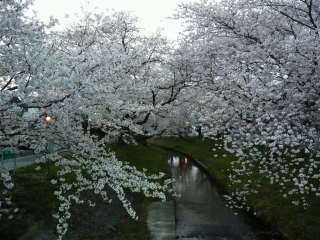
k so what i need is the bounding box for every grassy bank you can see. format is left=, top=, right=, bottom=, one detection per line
left=149, top=136, right=320, bottom=240
left=0, top=162, right=62, bottom=240
left=0, top=143, right=171, bottom=240
left=106, top=143, right=172, bottom=240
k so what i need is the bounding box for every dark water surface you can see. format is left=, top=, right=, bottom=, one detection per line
left=168, top=153, right=286, bottom=240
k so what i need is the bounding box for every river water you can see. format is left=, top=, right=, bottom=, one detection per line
left=168, top=153, right=286, bottom=240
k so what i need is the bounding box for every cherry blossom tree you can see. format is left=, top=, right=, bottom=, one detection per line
left=174, top=0, right=320, bottom=208
left=0, top=0, right=57, bottom=221
left=0, top=1, right=176, bottom=238
left=56, top=8, right=196, bottom=139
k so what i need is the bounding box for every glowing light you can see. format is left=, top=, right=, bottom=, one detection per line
left=45, top=116, right=52, bottom=123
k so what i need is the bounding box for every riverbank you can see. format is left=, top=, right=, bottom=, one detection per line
left=3, top=136, right=319, bottom=239
left=148, top=136, right=320, bottom=240
left=0, top=142, right=173, bottom=239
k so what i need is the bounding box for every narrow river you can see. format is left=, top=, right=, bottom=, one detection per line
left=168, top=153, right=286, bottom=240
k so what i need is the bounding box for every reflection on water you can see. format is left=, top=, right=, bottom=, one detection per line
left=168, top=154, right=285, bottom=240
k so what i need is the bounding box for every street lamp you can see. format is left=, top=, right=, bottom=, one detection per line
left=45, top=115, right=52, bottom=175
left=45, top=116, right=52, bottom=123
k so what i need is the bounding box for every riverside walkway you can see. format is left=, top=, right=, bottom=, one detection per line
left=1, top=153, right=43, bottom=170
left=147, top=200, right=176, bottom=240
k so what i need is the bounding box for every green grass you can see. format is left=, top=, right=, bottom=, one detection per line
left=109, top=143, right=170, bottom=175
left=105, top=202, right=153, bottom=240
left=109, top=142, right=173, bottom=203
left=0, top=141, right=171, bottom=240
left=149, top=136, right=320, bottom=240
left=0, top=162, right=61, bottom=240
